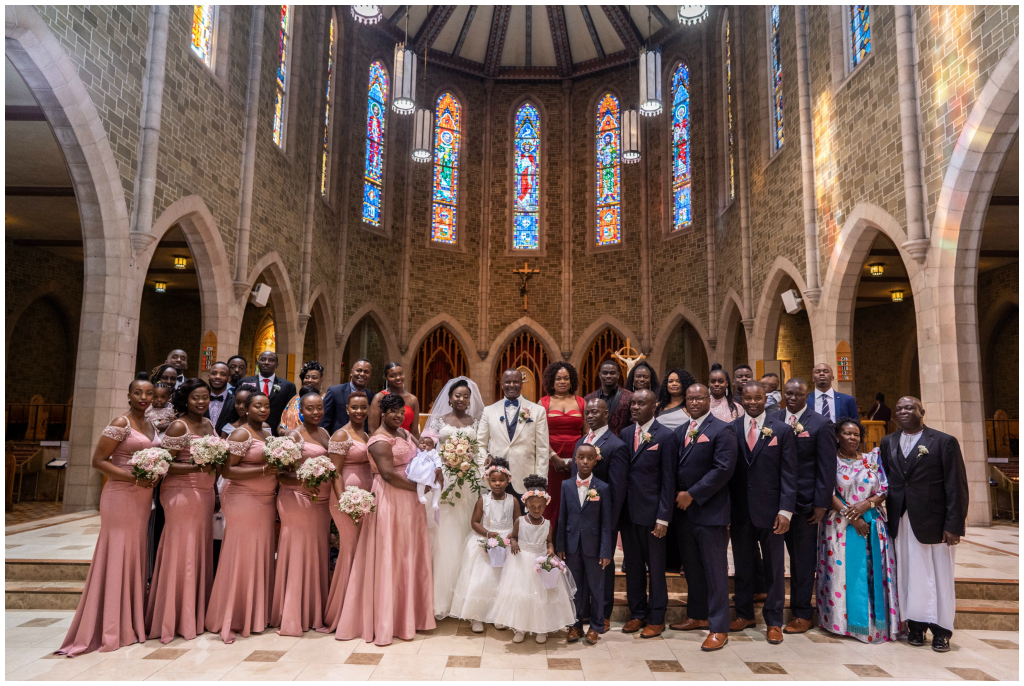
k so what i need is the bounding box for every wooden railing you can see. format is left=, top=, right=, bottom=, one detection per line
left=986, top=419, right=1019, bottom=458
left=4, top=403, right=72, bottom=442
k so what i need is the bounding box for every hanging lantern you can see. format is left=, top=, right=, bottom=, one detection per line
left=638, top=47, right=663, bottom=116
left=890, top=290, right=904, bottom=303
left=622, top=109, right=641, bottom=163
left=154, top=281, right=167, bottom=293
left=869, top=263, right=885, bottom=277
left=412, top=108, right=433, bottom=162
left=351, top=6, right=382, bottom=25
left=392, top=43, right=417, bottom=114
left=677, top=6, right=708, bottom=26
left=173, top=255, right=188, bottom=270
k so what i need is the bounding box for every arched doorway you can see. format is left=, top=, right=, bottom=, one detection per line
left=579, top=328, right=624, bottom=396
left=663, top=321, right=710, bottom=385
left=342, top=315, right=387, bottom=389
left=7, top=296, right=75, bottom=404
left=302, top=315, right=319, bottom=365
left=494, top=330, right=551, bottom=403
left=732, top=319, right=748, bottom=371
left=410, top=326, right=469, bottom=412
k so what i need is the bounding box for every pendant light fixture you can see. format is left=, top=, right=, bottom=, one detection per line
left=677, top=6, right=708, bottom=26
left=622, top=52, right=641, bottom=163
left=638, top=8, right=662, bottom=116
left=411, top=45, right=432, bottom=162
left=351, top=6, right=382, bottom=25
left=392, top=12, right=416, bottom=114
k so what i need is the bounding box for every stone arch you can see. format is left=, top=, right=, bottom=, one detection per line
left=7, top=5, right=134, bottom=511
left=486, top=317, right=560, bottom=403
left=750, top=257, right=817, bottom=379
left=404, top=314, right=475, bottom=372
left=245, top=252, right=300, bottom=383
left=304, top=285, right=337, bottom=380
left=715, top=288, right=748, bottom=367
left=569, top=315, right=640, bottom=372
left=338, top=302, right=402, bottom=376
left=648, top=305, right=714, bottom=377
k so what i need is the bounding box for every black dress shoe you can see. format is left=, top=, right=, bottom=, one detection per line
left=907, top=629, right=926, bottom=647
left=932, top=635, right=951, bottom=653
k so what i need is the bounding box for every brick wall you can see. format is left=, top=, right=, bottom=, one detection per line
left=775, top=310, right=815, bottom=382
left=136, top=290, right=202, bottom=377
left=852, top=301, right=920, bottom=412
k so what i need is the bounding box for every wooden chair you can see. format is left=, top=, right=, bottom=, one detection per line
left=7, top=441, right=43, bottom=503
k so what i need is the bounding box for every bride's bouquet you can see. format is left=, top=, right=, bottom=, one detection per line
left=534, top=553, right=567, bottom=589
left=295, top=455, right=336, bottom=501
left=189, top=435, right=229, bottom=467
left=437, top=431, right=484, bottom=505
left=338, top=485, right=375, bottom=523
left=128, top=447, right=172, bottom=482
left=263, top=436, right=301, bottom=470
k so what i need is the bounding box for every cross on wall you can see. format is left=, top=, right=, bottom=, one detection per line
left=513, top=261, right=540, bottom=311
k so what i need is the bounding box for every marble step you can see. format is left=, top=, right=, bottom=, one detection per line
left=6, top=580, right=85, bottom=610
left=5, top=559, right=91, bottom=582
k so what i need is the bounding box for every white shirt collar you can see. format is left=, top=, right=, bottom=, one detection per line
left=689, top=411, right=711, bottom=427
left=258, top=373, right=275, bottom=386
left=589, top=425, right=609, bottom=442
left=900, top=429, right=924, bottom=453
left=785, top=405, right=807, bottom=423
left=744, top=412, right=767, bottom=434
left=637, top=416, right=656, bottom=434
left=817, top=387, right=834, bottom=399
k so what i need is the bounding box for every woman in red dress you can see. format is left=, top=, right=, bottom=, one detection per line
left=368, top=362, right=421, bottom=441
left=539, top=362, right=585, bottom=520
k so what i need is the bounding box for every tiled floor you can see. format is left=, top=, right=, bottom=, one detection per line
left=5, top=501, right=65, bottom=528
left=4, top=614, right=1018, bottom=681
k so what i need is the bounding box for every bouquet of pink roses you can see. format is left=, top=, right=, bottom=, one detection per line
left=128, top=447, right=172, bottom=481
left=438, top=431, right=483, bottom=505
left=263, top=436, right=301, bottom=470
left=534, top=553, right=567, bottom=589
left=189, top=435, right=229, bottom=467
left=295, top=455, right=336, bottom=501
left=337, top=485, right=375, bottom=524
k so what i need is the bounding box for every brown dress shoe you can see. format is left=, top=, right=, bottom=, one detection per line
left=701, top=632, right=729, bottom=651
left=729, top=617, right=755, bottom=632
left=640, top=623, right=665, bottom=638
left=603, top=619, right=610, bottom=633
left=585, top=628, right=601, bottom=645
left=783, top=617, right=813, bottom=634
left=753, top=592, right=768, bottom=603
left=567, top=626, right=582, bottom=643
left=766, top=626, right=784, bottom=644
left=669, top=618, right=709, bottom=631
left=621, top=618, right=647, bottom=633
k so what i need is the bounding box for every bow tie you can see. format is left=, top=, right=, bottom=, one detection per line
left=504, top=398, right=520, bottom=408
left=210, top=395, right=225, bottom=402
left=576, top=478, right=591, bottom=488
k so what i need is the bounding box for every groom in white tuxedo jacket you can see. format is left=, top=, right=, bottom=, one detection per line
left=477, top=369, right=551, bottom=496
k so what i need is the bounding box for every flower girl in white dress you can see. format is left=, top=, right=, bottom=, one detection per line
left=491, top=475, right=577, bottom=644
left=448, top=459, right=519, bottom=632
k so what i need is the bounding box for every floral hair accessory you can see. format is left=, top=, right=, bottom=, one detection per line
left=484, top=464, right=512, bottom=478
left=522, top=489, right=552, bottom=504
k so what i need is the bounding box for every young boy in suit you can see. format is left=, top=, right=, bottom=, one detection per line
left=556, top=443, right=613, bottom=645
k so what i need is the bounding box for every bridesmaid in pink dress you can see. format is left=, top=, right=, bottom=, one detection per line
left=205, top=391, right=278, bottom=644
left=336, top=393, right=436, bottom=645
left=57, top=380, right=160, bottom=657
left=145, top=378, right=217, bottom=643
left=320, top=391, right=371, bottom=632
left=271, top=390, right=333, bottom=635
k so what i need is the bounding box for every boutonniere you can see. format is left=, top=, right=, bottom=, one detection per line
left=916, top=445, right=928, bottom=458
left=594, top=446, right=602, bottom=461
left=518, top=408, right=532, bottom=423
left=760, top=426, right=774, bottom=439
left=271, top=383, right=281, bottom=395
left=687, top=428, right=700, bottom=442
left=793, top=422, right=804, bottom=435
left=586, top=488, right=600, bottom=502
left=639, top=430, right=652, bottom=446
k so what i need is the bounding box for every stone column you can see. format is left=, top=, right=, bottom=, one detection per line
left=129, top=5, right=169, bottom=255
left=795, top=6, right=821, bottom=304
left=895, top=6, right=929, bottom=263
left=477, top=79, right=495, bottom=359
left=232, top=6, right=265, bottom=300
left=334, top=20, right=361, bottom=346
left=733, top=6, right=754, bottom=334
left=298, top=8, right=327, bottom=330
left=702, top=23, right=718, bottom=348
left=560, top=79, right=573, bottom=357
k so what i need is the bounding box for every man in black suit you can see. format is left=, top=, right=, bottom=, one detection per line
left=571, top=398, right=629, bottom=633
left=618, top=389, right=676, bottom=639
left=770, top=378, right=837, bottom=634
left=204, top=361, right=235, bottom=436
left=236, top=351, right=296, bottom=436
left=880, top=396, right=968, bottom=653
left=669, top=383, right=738, bottom=651
left=322, top=359, right=374, bottom=434
left=584, top=360, right=633, bottom=437
left=728, top=381, right=797, bottom=644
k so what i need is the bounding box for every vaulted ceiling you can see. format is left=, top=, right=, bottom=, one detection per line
left=376, top=5, right=683, bottom=79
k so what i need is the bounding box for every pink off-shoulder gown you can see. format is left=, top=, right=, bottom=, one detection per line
left=336, top=434, right=436, bottom=645
left=145, top=431, right=215, bottom=643
left=205, top=430, right=278, bottom=643
left=57, top=421, right=157, bottom=657
left=320, top=435, right=372, bottom=632
left=270, top=439, right=333, bottom=635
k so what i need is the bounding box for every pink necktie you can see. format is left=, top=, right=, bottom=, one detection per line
left=684, top=420, right=698, bottom=447
left=788, top=415, right=796, bottom=428
left=262, top=378, right=270, bottom=396
left=586, top=431, right=596, bottom=445
left=633, top=427, right=641, bottom=451
left=747, top=420, right=758, bottom=451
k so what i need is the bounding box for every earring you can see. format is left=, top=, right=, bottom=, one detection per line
left=299, top=411, right=305, bottom=422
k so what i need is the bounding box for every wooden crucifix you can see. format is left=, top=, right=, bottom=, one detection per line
left=512, top=261, right=540, bottom=311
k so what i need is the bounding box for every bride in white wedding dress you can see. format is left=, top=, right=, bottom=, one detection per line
left=420, top=377, right=485, bottom=618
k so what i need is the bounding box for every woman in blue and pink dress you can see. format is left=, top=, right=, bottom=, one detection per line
left=57, top=379, right=160, bottom=657
left=816, top=418, right=901, bottom=643
left=336, top=393, right=435, bottom=645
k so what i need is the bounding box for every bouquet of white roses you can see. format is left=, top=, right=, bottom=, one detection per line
left=263, top=436, right=301, bottom=470
left=295, top=455, right=337, bottom=501
left=189, top=435, right=229, bottom=467
left=437, top=431, right=484, bottom=505
left=337, top=485, right=375, bottom=524
left=128, top=447, right=172, bottom=481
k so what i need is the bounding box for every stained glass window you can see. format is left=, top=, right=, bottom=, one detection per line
left=513, top=103, right=541, bottom=250
left=671, top=64, right=692, bottom=232
left=362, top=61, right=388, bottom=226
left=595, top=93, right=621, bottom=246
left=724, top=13, right=735, bottom=202
left=431, top=93, right=461, bottom=244
left=850, top=5, right=871, bottom=70
left=320, top=12, right=336, bottom=196
left=191, top=5, right=215, bottom=66
left=272, top=5, right=291, bottom=147
left=768, top=5, right=784, bottom=151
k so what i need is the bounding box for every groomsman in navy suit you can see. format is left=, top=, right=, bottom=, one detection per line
left=728, top=381, right=797, bottom=644
left=811, top=363, right=858, bottom=421
left=557, top=444, right=614, bottom=645
left=571, top=398, right=629, bottom=632
left=669, top=384, right=738, bottom=651
left=618, top=389, right=677, bottom=638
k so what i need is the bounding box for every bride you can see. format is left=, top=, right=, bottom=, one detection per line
left=420, top=377, right=485, bottom=619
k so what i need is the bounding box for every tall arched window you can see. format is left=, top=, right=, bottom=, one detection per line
left=513, top=103, right=541, bottom=250
left=191, top=5, right=216, bottom=66
left=767, top=5, right=784, bottom=152
left=595, top=93, right=621, bottom=247
left=362, top=61, right=388, bottom=227
left=431, top=92, right=461, bottom=244
left=320, top=10, right=337, bottom=197
left=671, top=63, right=692, bottom=232
left=849, top=5, right=871, bottom=70
left=272, top=5, right=292, bottom=147
left=722, top=11, right=735, bottom=202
